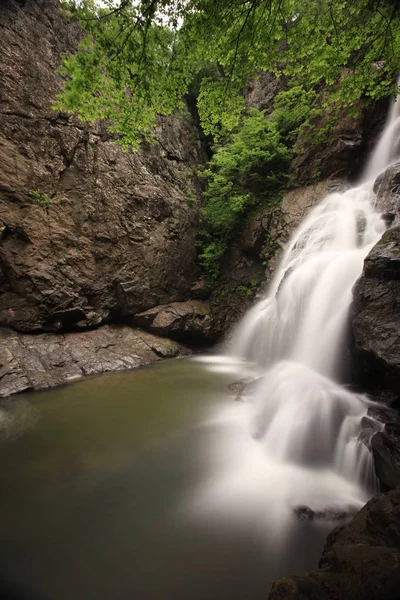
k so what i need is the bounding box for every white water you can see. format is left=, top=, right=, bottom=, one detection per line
left=192, top=85, right=400, bottom=522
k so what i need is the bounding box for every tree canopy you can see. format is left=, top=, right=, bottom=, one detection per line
left=57, top=0, right=400, bottom=148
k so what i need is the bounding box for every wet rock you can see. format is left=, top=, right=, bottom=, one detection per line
left=0, top=0, right=204, bottom=333
left=0, top=327, right=190, bottom=399
left=367, top=405, right=396, bottom=424
left=370, top=388, right=400, bottom=408
left=290, top=98, right=387, bottom=186
left=294, top=506, right=353, bottom=522
left=351, top=224, right=400, bottom=396
left=226, top=377, right=261, bottom=400
left=361, top=415, right=381, bottom=431
left=372, top=426, right=400, bottom=490
left=269, top=489, right=400, bottom=600
left=373, top=161, right=400, bottom=227
left=130, top=300, right=211, bottom=343
left=293, top=506, right=315, bottom=521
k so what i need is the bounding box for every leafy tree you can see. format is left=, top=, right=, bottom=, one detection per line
left=57, top=0, right=400, bottom=148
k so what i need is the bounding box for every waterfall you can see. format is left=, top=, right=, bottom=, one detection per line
left=362, top=80, right=400, bottom=182
left=193, top=83, right=400, bottom=522
left=226, top=86, right=400, bottom=502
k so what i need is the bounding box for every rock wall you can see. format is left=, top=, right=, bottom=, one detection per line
left=0, top=0, right=205, bottom=333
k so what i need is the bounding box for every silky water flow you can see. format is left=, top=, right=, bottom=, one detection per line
left=193, top=84, right=400, bottom=530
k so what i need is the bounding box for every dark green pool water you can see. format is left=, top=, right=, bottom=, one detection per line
left=0, top=358, right=333, bottom=600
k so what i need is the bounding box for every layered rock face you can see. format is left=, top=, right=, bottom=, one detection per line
left=0, top=0, right=204, bottom=333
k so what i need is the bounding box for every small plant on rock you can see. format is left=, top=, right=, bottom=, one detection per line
left=28, top=190, right=51, bottom=209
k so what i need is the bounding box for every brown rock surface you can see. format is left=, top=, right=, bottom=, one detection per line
left=131, top=300, right=211, bottom=342
left=0, top=0, right=204, bottom=333
left=0, top=325, right=190, bottom=398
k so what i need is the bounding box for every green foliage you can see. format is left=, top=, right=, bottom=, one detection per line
left=202, top=108, right=291, bottom=232
left=56, top=0, right=400, bottom=148
left=198, top=87, right=317, bottom=279
left=273, top=87, right=320, bottom=144
left=197, top=237, right=228, bottom=280
left=234, top=280, right=261, bottom=296
left=28, top=190, right=51, bottom=208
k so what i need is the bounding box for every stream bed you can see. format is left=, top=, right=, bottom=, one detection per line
left=0, top=357, right=337, bottom=600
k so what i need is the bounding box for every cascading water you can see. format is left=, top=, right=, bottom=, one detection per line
left=194, top=83, right=400, bottom=522
left=226, top=85, right=400, bottom=504
left=227, top=183, right=385, bottom=496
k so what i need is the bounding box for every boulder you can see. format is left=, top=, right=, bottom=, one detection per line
left=269, top=489, right=400, bottom=600
left=0, top=326, right=190, bottom=399
left=130, top=300, right=211, bottom=343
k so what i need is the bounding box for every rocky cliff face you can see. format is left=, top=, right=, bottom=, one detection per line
left=0, top=0, right=209, bottom=397
left=0, top=0, right=204, bottom=333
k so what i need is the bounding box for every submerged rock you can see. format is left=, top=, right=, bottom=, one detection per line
left=226, top=377, right=261, bottom=400
left=293, top=506, right=353, bottom=522
left=0, top=326, right=190, bottom=399
left=269, top=489, right=400, bottom=600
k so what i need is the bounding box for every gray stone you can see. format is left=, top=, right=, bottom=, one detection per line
left=0, top=326, right=190, bottom=399
left=130, top=300, right=211, bottom=342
